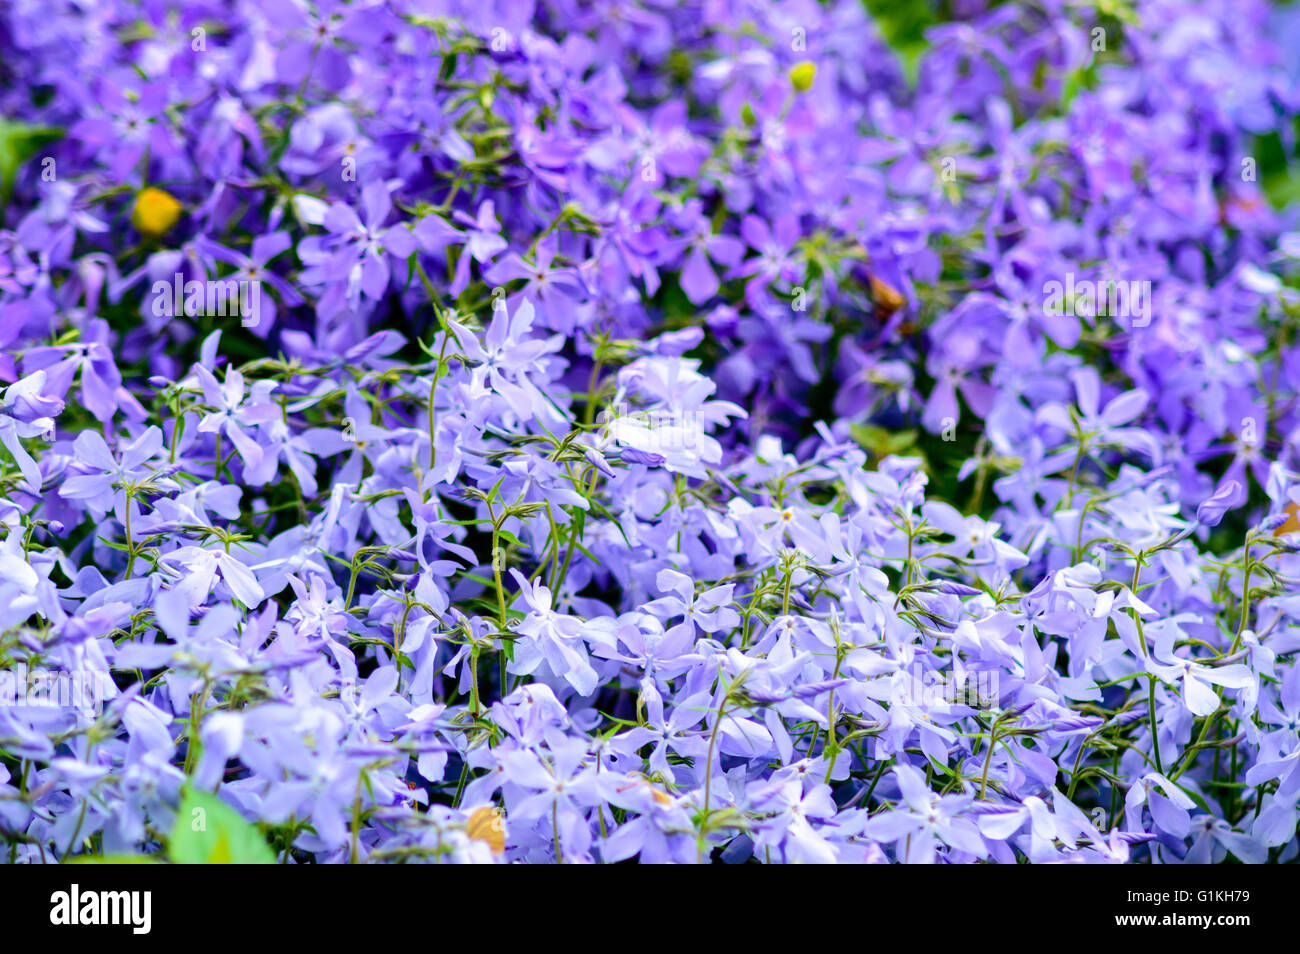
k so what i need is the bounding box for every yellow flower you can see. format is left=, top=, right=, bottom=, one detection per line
left=131, top=187, right=183, bottom=238
left=466, top=806, right=505, bottom=856
left=789, top=61, right=816, bottom=93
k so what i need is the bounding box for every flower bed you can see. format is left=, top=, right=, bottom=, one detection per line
left=1, top=0, right=1299, bottom=864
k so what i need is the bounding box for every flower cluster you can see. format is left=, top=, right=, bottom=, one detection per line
left=0, top=0, right=1299, bottom=864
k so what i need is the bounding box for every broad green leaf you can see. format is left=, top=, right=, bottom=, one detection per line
left=170, top=784, right=275, bottom=864
left=850, top=424, right=919, bottom=458
left=0, top=118, right=63, bottom=204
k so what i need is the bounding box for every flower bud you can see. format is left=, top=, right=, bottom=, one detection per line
left=131, top=187, right=183, bottom=238
left=789, top=61, right=816, bottom=92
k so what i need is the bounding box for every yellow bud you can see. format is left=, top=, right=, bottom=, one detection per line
left=131, top=187, right=183, bottom=238
left=869, top=274, right=904, bottom=315
left=789, top=61, right=816, bottom=93
left=466, top=806, right=505, bottom=856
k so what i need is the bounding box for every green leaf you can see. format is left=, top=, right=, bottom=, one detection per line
left=1095, top=0, right=1140, bottom=26
left=1263, top=169, right=1300, bottom=210
left=68, top=853, right=161, bottom=864
left=1171, top=778, right=1214, bottom=817
left=1061, top=62, right=1100, bottom=112
left=0, top=118, right=63, bottom=205
left=860, top=0, right=935, bottom=86
left=850, top=424, right=918, bottom=458
left=170, top=784, right=276, bottom=864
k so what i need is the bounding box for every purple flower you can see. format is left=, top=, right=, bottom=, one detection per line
left=863, top=765, right=987, bottom=863
left=1036, top=367, right=1158, bottom=461
left=0, top=371, right=62, bottom=489
left=60, top=426, right=172, bottom=523
left=316, top=183, right=416, bottom=311
left=732, top=213, right=804, bottom=307
left=668, top=200, right=745, bottom=305
left=507, top=569, right=599, bottom=696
